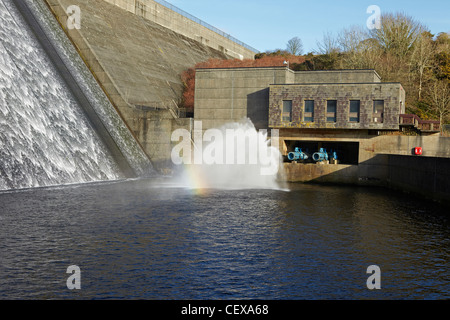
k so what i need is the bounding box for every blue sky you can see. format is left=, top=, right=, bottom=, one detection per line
left=166, top=0, right=450, bottom=54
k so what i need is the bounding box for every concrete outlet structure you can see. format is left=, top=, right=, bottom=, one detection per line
left=194, top=66, right=450, bottom=204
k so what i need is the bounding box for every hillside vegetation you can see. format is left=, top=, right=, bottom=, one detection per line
left=181, top=12, right=450, bottom=129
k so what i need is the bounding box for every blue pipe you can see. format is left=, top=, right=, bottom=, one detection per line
left=288, top=147, right=308, bottom=161
left=312, top=148, right=329, bottom=162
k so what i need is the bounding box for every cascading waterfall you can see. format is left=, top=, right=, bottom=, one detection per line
left=0, top=0, right=122, bottom=190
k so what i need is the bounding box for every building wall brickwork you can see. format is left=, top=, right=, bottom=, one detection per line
left=269, top=83, right=405, bottom=130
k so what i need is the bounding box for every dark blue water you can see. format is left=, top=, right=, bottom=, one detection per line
left=0, top=179, right=448, bottom=300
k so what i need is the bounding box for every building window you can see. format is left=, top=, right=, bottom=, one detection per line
left=304, top=100, right=314, bottom=122
left=349, top=100, right=360, bottom=122
left=282, top=100, right=292, bottom=122
left=373, top=100, right=384, bottom=123
left=326, top=100, right=337, bottom=122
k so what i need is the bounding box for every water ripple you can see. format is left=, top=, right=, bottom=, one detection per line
left=0, top=180, right=448, bottom=299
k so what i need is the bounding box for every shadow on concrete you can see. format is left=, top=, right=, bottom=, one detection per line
left=247, top=89, right=269, bottom=130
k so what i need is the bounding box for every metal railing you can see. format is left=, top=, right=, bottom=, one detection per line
left=399, top=114, right=441, bottom=132
left=153, top=0, right=259, bottom=53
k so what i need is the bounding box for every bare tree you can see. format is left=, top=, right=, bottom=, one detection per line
left=337, top=25, right=368, bottom=53
left=370, top=12, right=426, bottom=58
left=427, top=79, right=450, bottom=132
left=316, top=31, right=340, bottom=55
left=286, top=37, right=304, bottom=55
left=410, top=32, right=435, bottom=100
left=336, top=25, right=382, bottom=69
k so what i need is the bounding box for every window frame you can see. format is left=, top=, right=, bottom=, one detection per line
left=349, top=100, right=360, bottom=123
left=326, top=100, right=337, bottom=123
left=373, top=100, right=384, bottom=123
left=282, top=100, right=293, bottom=122
left=304, top=100, right=315, bottom=122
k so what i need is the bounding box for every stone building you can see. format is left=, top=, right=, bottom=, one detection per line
left=193, top=66, right=409, bottom=135
left=269, top=70, right=405, bottom=131
left=194, top=67, right=406, bottom=133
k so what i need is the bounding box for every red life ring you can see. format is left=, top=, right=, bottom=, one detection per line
left=414, top=147, right=423, bottom=155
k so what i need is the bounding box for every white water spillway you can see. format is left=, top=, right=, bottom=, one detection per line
left=0, top=0, right=152, bottom=190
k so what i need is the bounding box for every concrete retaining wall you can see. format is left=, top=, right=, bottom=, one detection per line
left=282, top=135, right=450, bottom=204
left=388, top=155, right=450, bottom=204
left=103, top=0, right=257, bottom=60
left=135, top=113, right=193, bottom=172
left=367, top=136, right=450, bottom=158
left=283, top=163, right=360, bottom=184
left=46, top=0, right=232, bottom=110
left=294, top=70, right=381, bottom=83
left=195, top=67, right=291, bottom=130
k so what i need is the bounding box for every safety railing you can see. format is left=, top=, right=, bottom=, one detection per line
left=400, top=114, right=440, bottom=132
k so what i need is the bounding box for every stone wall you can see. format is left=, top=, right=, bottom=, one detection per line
left=269, top=83, right=405, bottom=130
left=194, top=68, right=403, bottom=132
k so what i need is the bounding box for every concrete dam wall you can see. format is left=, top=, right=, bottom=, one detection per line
left=103, top=0, right=257, bottom=60
left=44, top=0, right=255, bottom=170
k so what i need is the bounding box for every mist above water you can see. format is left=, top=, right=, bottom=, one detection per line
left=173, top=119, right=287, bottom=191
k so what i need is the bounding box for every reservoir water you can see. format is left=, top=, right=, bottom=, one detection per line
left=0, top=178, right=448, bottom=300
